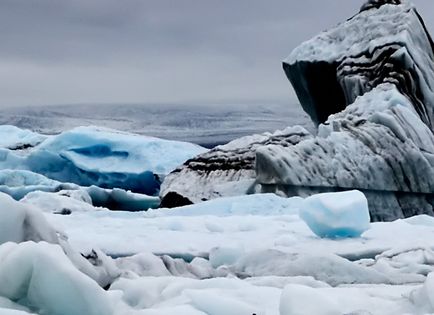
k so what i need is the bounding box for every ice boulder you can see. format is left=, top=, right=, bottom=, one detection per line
left=21, top=190, right=97, bottom=214
left=86, top=185, right=160, bottom=211
left=0, top=192, right=120, bottom=288
left=23, top=185, right=161, bottom=212
left=299, top=190, right=370, bottom=238
left=410, top=272, right=434, bottom=312
left=0, top=192, right=59, bottom=244
left=0, top=241, right=115, bottom=315
left=279, top=284, right=342, bottom=315
left=23, top=126, right=206, bottom=195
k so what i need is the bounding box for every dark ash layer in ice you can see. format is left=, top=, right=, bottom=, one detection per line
left=262, top=0, right=434, bottom=220
left=160, top=127, right=311, bottom=207
left=161, top=0, right=434, bottom=221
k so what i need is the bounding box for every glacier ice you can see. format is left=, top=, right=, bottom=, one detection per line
left=160, top=126, right=311, bottom=207
left=0, top=126, right=206, bottom=196
left=0, top=125, right=46, bottom=150
left=0, top=168, right=160, bottom=211
left=0, top=192, right=59, bottom=244
left=0, top=169, right=77, bottom=200
left=209, top=245, right=245, bottom=268
left=0, top=242, right=115, bottom=315
left=27, top=126, right=206, bottom=195
left=299, top=190, right=371, bottom=238
left=187, top=290, right=262, bottom=315
left=257, top=0, right=434, bottom=221
left=1, top=186, right=434, bottom=314
left=279, top=284, right=341, bottom=315
left=410, top=272, right=434, bottom=313
left=86, top=185, right=160, bottom=211
left=0, top=1, right=434, bottom=314
left=157, top=193, right=303, bottom=217
left=0, top=192, right=121, bottom=288
left=160, top=2, right=434, bottom=221
left=21, top=190, right=98, bottom=214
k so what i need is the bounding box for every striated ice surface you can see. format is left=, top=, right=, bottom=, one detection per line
left=259, top=0, right=434, bottom=221
left=160, top=126, right=312, bottom=207
left=0, top=1, right=433, bottom=314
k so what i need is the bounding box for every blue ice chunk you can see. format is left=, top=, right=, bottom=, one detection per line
left=86, top=186, right=160, bottom=211
left=0, top=169, right=76, bottom=200
left=299, top=190, right=371, bottom=238
left=19, top=126, right=207, bottom=194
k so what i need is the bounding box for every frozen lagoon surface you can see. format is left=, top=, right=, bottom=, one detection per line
left=0, top=117, right=432, bottom=315
left=0, top=114, right=432, bottom=314
left=1, top=190, right=433, bottom=315
left=0, top=126, right=433, bottom=314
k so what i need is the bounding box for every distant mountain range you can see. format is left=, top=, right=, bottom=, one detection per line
left=0, top=103, right=314, bottom=148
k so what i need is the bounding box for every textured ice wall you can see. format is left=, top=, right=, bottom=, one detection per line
left=259, top=0, right=434, bottom=220
left=160, top=126, right=312, bottom=207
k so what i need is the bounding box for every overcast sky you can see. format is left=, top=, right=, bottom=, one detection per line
left=0, top=0, right=433, bottom=108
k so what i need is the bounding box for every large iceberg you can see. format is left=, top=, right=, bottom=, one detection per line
left=27, top=126, right=206, bottom=195
left=256, top=0, right=434, bottom=221
left=160, top=0, right=434, bottom=220
left=160, top=126, right=311, bottom=207
left=299, top=190, right=371, bottom=238
left=0, top=126, right=206, bottom=196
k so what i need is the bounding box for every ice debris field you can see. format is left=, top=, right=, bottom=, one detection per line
left=0, top=125, right=433, bottom=315
left=2, top=0, right=434, bottom=313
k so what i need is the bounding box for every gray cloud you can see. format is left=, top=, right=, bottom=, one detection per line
left=0, top=0, right=433, bottom=107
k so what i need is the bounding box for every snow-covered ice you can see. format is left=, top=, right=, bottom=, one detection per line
left=279, top=284, right=341, bottom=315
left=0, top=125, right=47, bottom=150
left=21, top=190, right=98, bottom=214
left=0, top=192, right=59, bottom=244
left=0, top=242, right=116, bottom=315
left=1, top=186, right=434, bottom=314
left=0, top=1, right=433, bottom=312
